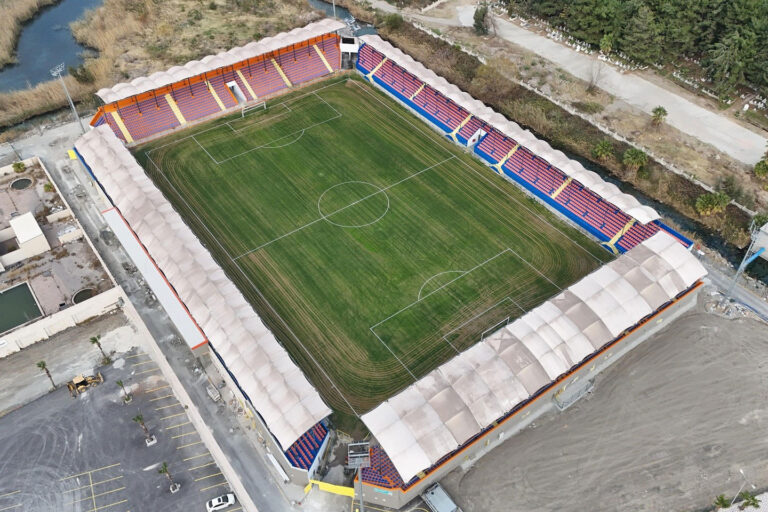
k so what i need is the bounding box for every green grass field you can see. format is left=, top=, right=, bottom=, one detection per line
left=134, top=77, right=612, bottom=414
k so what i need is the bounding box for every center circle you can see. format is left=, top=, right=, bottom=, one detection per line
left=317, top=181, right=390, bottom=228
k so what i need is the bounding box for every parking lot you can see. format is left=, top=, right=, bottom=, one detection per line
left=0, top=347, right=238, bottom=512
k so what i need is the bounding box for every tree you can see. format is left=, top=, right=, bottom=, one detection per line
left=474, top=3, right=489, bottom=36
left=132, top=413, right=152, bottom=440
left=651, top=106, right=668, bottom=126
left=37, top=361, right=55, bottom=389
left=706, top=30, right=757, bottom=95
left=382, top=13, right=403, bottom=31
left=599, top=33, right=614, bottom=54
left=622, top=148, right=648, bottom=173
left=89, top=335, right=110, bottom=363
left=619, top=5, right=662, bottom=65
left=117, top=380, right=131, bottom=402
left=739, top=490, right=760, bottom=509
left=158, top=462, right=179, bottom=492
left=695, top=192, right=730, bottom=216
left=592, top=139, right=614, bottom=161
left=754, top=160, right=768, bottom=180
left=714, top=494, right=730, bottom=509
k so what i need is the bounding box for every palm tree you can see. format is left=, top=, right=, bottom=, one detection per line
left=90, top=335, right=110, bottom=363
left=37, top=361, right=55, bottom=389
left=592, top=139, right=614, bottom=161
left=739, top=491, right=760, bottom=509
left=132, top=413, right=152, bottom=440
left=622, top=148, right=648, bottom=174
left=651, top=105, right=668, bottom=126
left=117, top=380, right=131, bottom=402
left=714, top=494, right=730, bottom=509
left=158, top=462, right=179, bottom=492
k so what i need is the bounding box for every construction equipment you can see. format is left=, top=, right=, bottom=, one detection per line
left=67, top=372, right=104, bottom=397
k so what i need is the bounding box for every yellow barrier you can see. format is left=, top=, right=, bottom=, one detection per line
left=308, top=479, right=356, bottom=497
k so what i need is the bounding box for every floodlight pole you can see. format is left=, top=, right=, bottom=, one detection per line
left=357, top=466, right=365, bottom=512
left=725, top=220, right=760, bottom=300
left=730, top=468, right=756, bottom=506
left=50, top=63, right=86, bottom=134
left=332, top=0, right=337, bottom=18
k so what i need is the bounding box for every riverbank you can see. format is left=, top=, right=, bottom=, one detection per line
left=0, top=0, right=60, bottom=68
left=0, top=0, right=321, bottom=128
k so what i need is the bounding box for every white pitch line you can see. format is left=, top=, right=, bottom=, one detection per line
left=233, top=155, right=456, bottom=260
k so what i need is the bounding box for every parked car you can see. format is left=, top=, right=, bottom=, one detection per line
left=206, top=493, right=236, bottom=511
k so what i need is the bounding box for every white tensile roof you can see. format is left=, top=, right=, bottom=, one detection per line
left=362, top=231, right=706, bottom=482
left=96, top=18, right=345, bottom=104
left=75, top=126, right=331, bottom=448
left=359, top=35, right=660, bottom=225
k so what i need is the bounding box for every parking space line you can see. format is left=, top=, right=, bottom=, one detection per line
left=177, top=440, right=203, bottom=450
left=163, top=421, right=191, bottom=431
left=61, top=463, right=121, bottom=480
left=188, top=461, right=215, bottom=471
left=0, top=504, right=21, bottom=511
left=144, top=384, right=170, bottom=393
left=149, top=394, right=174, bottom=402
left=64, top=476, right=123, bottom=492
left=160, top=412, right=186, bottom=421
left=194, top=472, right=222, bottom=482
left=172, top=431, right=198, bottom=439
left=155, top=403, right=182, bottom=411
left=0, top=491, right=19, bottom=499
left=85, top=499, right=128, bottom=511
left=67, top=487, right=126, bottom=505
left=132, top=360, right=156, bottom=367
left=125, top=353, right=148, bottom=359
left=199, top=481, right=229, bottom=492
left=183, top=452, right=210, bottom=461
left=227, top=507, right=242, bottom=512
left=135, top=367, right=160, bottom=375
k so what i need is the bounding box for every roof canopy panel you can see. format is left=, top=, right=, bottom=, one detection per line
left=359, top=35, right=660, bottom=225
left=97, top=18, right=344, bottom=104
left=75, top=126, right=331, bottom=449
left=361, top=232, right=705, bottom=482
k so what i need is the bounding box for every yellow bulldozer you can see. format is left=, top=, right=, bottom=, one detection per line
left=67, top=372, right=104, bottom=397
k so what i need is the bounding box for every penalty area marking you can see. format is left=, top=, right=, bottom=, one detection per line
left=317, top=181, right=390, bottom=228
left=417, top=270, right=465, bottom=301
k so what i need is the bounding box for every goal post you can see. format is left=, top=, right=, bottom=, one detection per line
left=242, top=100, right=266, bottom=117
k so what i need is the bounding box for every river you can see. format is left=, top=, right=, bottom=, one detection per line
left=0, top=0, right=102, bottom=93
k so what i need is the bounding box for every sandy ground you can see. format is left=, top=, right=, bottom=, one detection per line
left=0, top=310, right=139, bottom=416
left=442, top=296, right=768, bottom=512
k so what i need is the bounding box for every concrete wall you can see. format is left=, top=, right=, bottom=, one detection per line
left=0, top=157, right=35, bottom=177
left=0, top=286, right=123, bottom=358
left=358, top=284, right=703, bottom=509
left=58, top=228, right=84, bottom=245
left=0, top=227, right=13, bottom=243
left=46, top=208, right=72, bottom=223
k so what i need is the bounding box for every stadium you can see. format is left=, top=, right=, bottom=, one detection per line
left=74, top=19, right=707, bottom=508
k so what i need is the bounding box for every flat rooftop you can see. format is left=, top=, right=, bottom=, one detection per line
left=0, top=158, right=113, bottom=327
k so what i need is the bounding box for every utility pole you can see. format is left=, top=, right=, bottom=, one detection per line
left=725, top=220, right=765, bottom=300
left=333, top=0, right=336, bottom=18
left=50, top=63, right=85, bottom=134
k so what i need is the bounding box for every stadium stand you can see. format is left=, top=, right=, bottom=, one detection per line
left=361, top=447, right=406, bottom=489
left=285, top=422, right=329, bottom=470
left=356, top=38, right=694, bottom=255
left=90, top=20, right=344, bottom=144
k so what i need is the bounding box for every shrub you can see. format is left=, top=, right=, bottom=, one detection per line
left=208, top=1, right=216, bottom=9
left=572, top=101, right=604, bottom=114
left=695, top=192, right=730, bottom=216
left=753, top=212, right=768, bottom=228
left=651, top=105, right=667, bottom=126
left=44, top=182, right=54, bottom=193
left=68, top=65, right=94, bottom=84
left=383, top=14, right=403, bottom=30
left=591, top=139, right=613, bottom=160
left=622, top=148, right=648, bottom=172
left=12, top=161, right=25, bottom=173
left=754, top=160, right=768, bottom=180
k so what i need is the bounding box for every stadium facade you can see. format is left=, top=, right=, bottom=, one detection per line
left=75, top=20, right=707, bottom=508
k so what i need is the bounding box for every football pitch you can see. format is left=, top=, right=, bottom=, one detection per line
left=134, top=76, right=612, bottom=414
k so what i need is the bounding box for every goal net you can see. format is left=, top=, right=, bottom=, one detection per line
left=242, top=101, right=266, bottom=117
